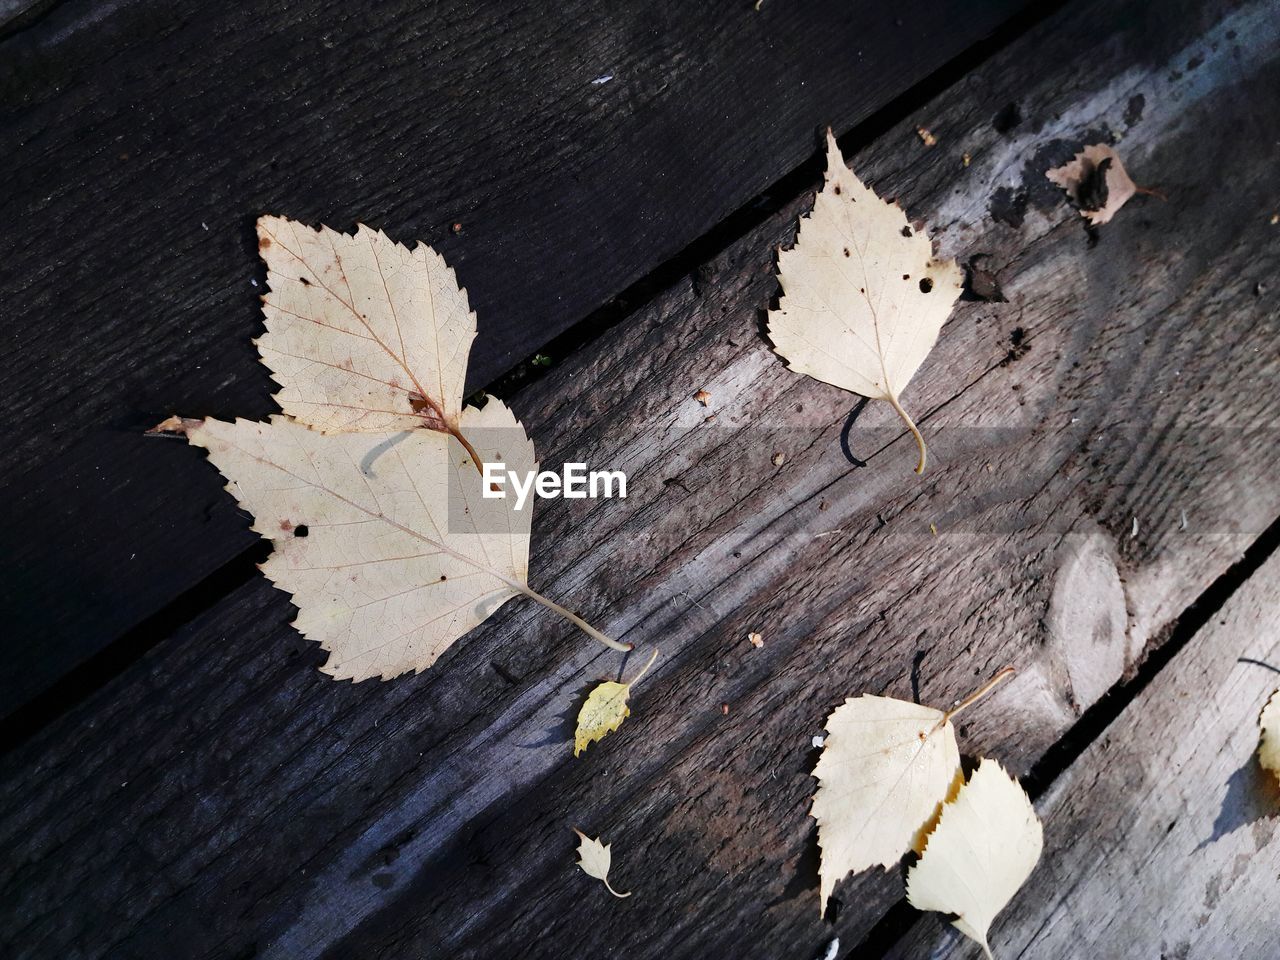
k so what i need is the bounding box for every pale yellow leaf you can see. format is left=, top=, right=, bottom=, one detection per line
left=811, top=695, right=962, bottom=916
left=768, top=129, right=962, bottom=473
left=907, top=758, right=1043, bottom=959
left=1261, top=688, right=1280, bottom=785
left=1045, top=144, right=1137, bottom=226
left=572, top=828, right=631, bottom=898
left=574, top=649, right=659, bottom=757
left=255, top=216, right=476, bottom=436
left=575, top=682, right=631, bottom=757
left=176, top=397, right=535, bottom=680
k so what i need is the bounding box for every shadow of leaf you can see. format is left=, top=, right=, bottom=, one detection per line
left=1198, top=756, right=1280, bottom=850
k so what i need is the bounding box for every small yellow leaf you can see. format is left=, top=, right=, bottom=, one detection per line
left=1260, top=688, right=1280, bottom=785
left=574, top=649, right=659, bottom=757
left=907, top=759, right=1043, bottom=959
left=572, top=828, right=631, bottom=898
left=575, top=682, right=632, bottom=757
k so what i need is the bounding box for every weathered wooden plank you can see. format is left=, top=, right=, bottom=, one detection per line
left=0, top=0, right=1035, bottom=711
left=886, top=552, right=1280, bottom=960
left=1, top=0, right=1278, bottom=956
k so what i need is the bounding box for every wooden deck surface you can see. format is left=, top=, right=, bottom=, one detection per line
left=2, top=0, right=1280, bottom=957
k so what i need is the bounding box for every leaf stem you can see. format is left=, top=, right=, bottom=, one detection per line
left=886, top=393, right=928, bottom=474
left=450, top=427, right=486, bottom=477
left=943, top=666, right=1015, bottom=723
left=604, top=878, right=632, bottom=899
left=516, top=583, right=633, bottom=652
left=626, top=648, right=660, bottom=686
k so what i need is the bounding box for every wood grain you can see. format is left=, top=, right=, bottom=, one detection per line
left=1, top=0, right=1278, bottom=956
left=887, top=552, right=1280, bottom=960
left=0, top=0, right=1034, bottom=710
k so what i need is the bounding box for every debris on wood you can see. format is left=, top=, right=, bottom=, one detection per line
left=917, top=126, right=938, bottom=147
left=772, top=452, right=786, bottom=466
left=1046, top=144, right=1160, bottom=226
left=694, top=388, right=712, bottom=406
left=748, top=632, right=764, bottom=648
left=964, top=254, right=1007, bottom=302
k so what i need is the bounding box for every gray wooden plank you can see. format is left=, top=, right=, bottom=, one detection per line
left=1, top=0, right=1278, bottom=956
left=0, top=0, right=1034, bottom=711
left=886, top=552, right=1280, bottom=960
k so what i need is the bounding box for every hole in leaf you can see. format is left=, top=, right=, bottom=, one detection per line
left=919, top=278, right=934, bottom=293
left=294, top=524, right=309, bottom=538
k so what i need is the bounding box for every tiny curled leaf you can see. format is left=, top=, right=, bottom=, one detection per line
left=572, top=828, right=631, bottom=898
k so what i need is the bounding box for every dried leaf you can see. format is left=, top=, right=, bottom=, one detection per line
left=811, top=696, right=962, bottom=915
left=572, top=829, right=631, bottom=898
left=768, top=129, right=962, bottom=473
left=907, top=759, right=1043, bottom=959
left=574, top=650, right=659, bottom=757
left=172, top=400, right=533, bottom=680
left=255, top=217, right=477, bottom=439
left=811, top=668, right=1014, bottom=915
left=160, top=217, right=633, bottom=679
left=1046, top=144, right=1138, bottom=226
left=1261, top=688, right=1280, bottom=785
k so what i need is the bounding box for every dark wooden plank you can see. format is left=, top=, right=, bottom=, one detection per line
left=2, top=0, right=1278, bottom=956
left=0, top=0, right=1035, bottom=711
left=886, top=552, right=1280, bottom=960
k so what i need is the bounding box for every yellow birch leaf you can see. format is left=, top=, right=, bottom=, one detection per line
left=574, top=649, right=659, bottom=757
left=811, top=696, right=961, bottom=915
left=768, top=129, right=962, bottom=473
left=166, top=400, right=533, bottom=680
left=1261, top=688, right=1280, bottom=785
left=811, top=668, right=1014, bottom=916
left=907, top=758, right=1043, bottom=959
left=254, top=216, right=475, bottom=438
left=154, top=218, right=632, bottom=678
